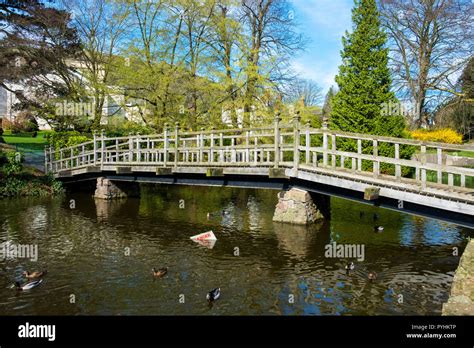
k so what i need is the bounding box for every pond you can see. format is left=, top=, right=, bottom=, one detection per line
left=0, top=185, right=471, bottom=315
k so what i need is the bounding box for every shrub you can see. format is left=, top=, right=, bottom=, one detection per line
left=410, top=128, right=463, bottom=144
left=47, top=131, right=92, bottom=160
left=0, top=176, right=64, bottom=197
left=4, top=151, right=23, bottom=176
left=0, top=177, right=26, bottom=196
left=105, top=116, right=154, bottom=137
left=47, top=131, right=91, bottom=149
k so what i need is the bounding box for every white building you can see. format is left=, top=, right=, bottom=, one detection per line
left=0, top=60, right=141, bottom=130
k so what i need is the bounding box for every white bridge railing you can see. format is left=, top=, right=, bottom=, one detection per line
left=45, top=116, right=474, bottom=195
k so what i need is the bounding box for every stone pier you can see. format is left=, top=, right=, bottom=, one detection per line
left=94, top=177, right=140, bottom=200
left=272, top=188, right=327, bottom=224
left=442, top=239, right=474, bottom=315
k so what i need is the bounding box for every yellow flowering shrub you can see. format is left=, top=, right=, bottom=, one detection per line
left=410, top=128, right=463, bottom=144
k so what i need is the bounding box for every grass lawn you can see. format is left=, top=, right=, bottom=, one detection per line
left=2, top=130, right=50, bottom=152
left=416, top=148, right=474, bottom=158
left=453, top=151, right=474, bottom=158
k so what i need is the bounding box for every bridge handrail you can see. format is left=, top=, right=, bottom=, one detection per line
left=326, top=129, right=474, bottom=151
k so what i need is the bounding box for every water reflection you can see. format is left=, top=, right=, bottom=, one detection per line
left=0, top=185, right=471, bottom=315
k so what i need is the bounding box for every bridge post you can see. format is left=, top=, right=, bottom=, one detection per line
left=420, top=144, right=427, bottom=189
left=163, top=123, right=168, bottom=166
left=200, top=127, right=205, bottom=163
left=395, top=143, right=401, bottom=181
left=231, top=137, right=236, bottom=162
left=175, top=122, right=179, bottom=167
left=293, top=111, right=301, bottom=175
left=128, top=132, right=134, bottom=162
left=93, top=131, right=98, bottom=164
left=61, top=149, right=64, bottom=169
left=357, top=139, right=362, bottom=171
left=101, top=130, right=105, bottom=169
left=44, top=145, right=48, bottom=173
left=219, top=132, right=224, bottom=163
left=274, top=112, right=281, bottom=168
left=373, top=139, right=379, bottom=178
left=322, top=123, right=328, bottom=167
left=437, top=147, right=443, bottom=184
left=305, top=120, right=310, bottom=164
left=50, top=146, right=55, bottom=172
left=245, top=130, right=250, bottom=162
left=136, top=132, right=141, bottom=162
left=331, top=134, right=336, bottom=168
left=210, top=127, right=215, bottom=163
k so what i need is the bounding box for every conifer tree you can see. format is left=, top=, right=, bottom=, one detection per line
left=330, top=0, right=411, bottom=172
left=331, top=0, right=401, bottom=135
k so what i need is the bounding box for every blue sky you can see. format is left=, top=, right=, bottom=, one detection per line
left=290, top=0, right=354, bottom=95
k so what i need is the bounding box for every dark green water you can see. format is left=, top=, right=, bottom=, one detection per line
left=0, top=185, right=471, bottom=315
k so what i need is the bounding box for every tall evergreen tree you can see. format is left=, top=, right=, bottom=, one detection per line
left=331, top=0, right=411, bottom=173
left=331, top=0, right=401, bottom=134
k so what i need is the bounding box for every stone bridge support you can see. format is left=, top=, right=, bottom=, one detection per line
left=94, top=177, right=140, bottom=200
left=273, top=188, right=330, bottom=224
left=442, top=239, right=474, bottom=315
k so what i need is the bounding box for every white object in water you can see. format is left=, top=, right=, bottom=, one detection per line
left=190, top=230, right=217, bottom=242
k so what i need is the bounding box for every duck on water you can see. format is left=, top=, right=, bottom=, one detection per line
left=207, top=288, right=221, bottom=302
left=345, top=262, right=355, bottom=275
left=15, top=279, right=43, bottom=291
left=23, top=270, right=47, bottom=280
left=152, top=267, right=168, bottom=278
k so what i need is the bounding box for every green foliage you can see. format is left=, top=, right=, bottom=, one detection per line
left=47, top=131, right=91, bottom=160
left=105, top=117, right=154, bottom=137
left=4, top=151, right=23, bottom=176
left=0, top=177, right=25, bottom=196
left=0, top=175, right=64, bottom=197
left=43, top=173, right=64, bottom=195
left=47, top=131, right=91, bottom=150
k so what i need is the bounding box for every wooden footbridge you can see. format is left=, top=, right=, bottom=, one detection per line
left=45, top=116, right=474, bottom=228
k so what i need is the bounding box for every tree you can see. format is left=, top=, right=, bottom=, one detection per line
left=331, top=0, right=397, bottom=134
left=379, top=0, right=472, bottom=127
left=331, top=0, right=410, bottom=172
left=61, top=0, right=130, bottom=131
left=0, top=0, right=83, bottom=130
left=207, top=1, right=243, bottom=128
left=435, top=56, right=474, bottom=140
left=282, top=78, right=323, bottom=107
left=322, top=86, right=336, bottom=119
left=240, top=0, right=304, bottom=126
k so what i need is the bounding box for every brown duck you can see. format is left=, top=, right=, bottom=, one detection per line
left=152, top=267, right=168, bottom=278
left=23, top=270, right=47, bottom=280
